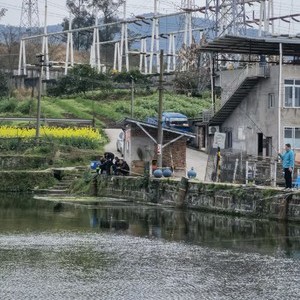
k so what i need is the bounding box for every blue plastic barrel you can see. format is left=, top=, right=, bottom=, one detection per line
left=90, top=161, right=100, bottom=170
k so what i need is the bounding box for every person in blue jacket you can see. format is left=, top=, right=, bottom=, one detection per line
left=278, top=143, right=295, bottom=190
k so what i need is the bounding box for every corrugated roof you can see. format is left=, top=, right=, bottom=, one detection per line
left=122, top=118, right=195, bottom=138
left=198, top=35, right=300, bottom=56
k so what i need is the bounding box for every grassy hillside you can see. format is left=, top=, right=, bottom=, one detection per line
left=0, top=90, right=212, bottom=127
left=0, top=90, right=211, bottom=166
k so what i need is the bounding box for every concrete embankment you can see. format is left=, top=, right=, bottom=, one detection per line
left=91, top=175, right=300, bottom=222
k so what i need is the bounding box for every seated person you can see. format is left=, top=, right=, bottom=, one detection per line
left=113, top=157, right=121, bottom=175
left=119, top=159, right=130, bottom=176
left=99, top=157, right=107, bottom=174
left=105, top=158, right=114, bottom=175
left=104, top=152, right=115, bottom=161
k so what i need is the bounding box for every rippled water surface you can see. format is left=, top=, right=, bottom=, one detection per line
left=0, top=194, right=299, bottom=300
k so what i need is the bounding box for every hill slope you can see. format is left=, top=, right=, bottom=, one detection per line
left=0, top=90, right=212, bottom=127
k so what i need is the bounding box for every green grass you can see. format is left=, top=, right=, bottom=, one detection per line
left=0, top=90, right=211, bottom=166
left=0, top=90, right=212, bottom=126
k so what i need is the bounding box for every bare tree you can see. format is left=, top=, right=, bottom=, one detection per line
left=62, top=0, right=122, bottom=51
left=0, top=26, right=20, bottom=72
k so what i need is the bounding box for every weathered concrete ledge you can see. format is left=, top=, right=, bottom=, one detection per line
left=0, top=170, right=56, bottom=192
left=0, top=155, right=50, bottom=170
left=91, top=175, right=300, bottom=222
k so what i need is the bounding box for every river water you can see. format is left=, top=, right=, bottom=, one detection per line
left=0, top=193, right=299, bottom=300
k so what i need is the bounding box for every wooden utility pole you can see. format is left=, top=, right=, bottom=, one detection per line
left=35, top=53, right=51, bottom=139
left=36, top=54, right=44, bottom=139
left=130, top=75, right=134, bottom=118
left=157, top=49, right=164, bottom=168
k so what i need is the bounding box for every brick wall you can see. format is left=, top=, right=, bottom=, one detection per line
left=130, top=126, right=187, bottom=171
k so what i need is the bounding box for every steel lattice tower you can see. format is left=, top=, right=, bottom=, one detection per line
left=20, top=0, right=40, bottom=35
left=204, top=0, right=247, bottom=38
left=204, top=0, right=275, bottom=39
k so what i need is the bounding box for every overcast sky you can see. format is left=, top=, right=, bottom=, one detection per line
left=0, top=0, right=299, bottom=34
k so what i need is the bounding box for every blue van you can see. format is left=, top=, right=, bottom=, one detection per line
left=146, top=112, right=190, bottom=132
left=161, top=112, right=190, bottom=132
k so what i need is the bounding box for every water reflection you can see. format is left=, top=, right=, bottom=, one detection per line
left=0, top=193, right=299, bottom=258
left=0, top=193, right=300, bottom=299
left=87, top=205, right=300, bottom=258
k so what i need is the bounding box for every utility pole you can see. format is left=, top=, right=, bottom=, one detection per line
left=36, top=54, right=44, bottom=139
left=157, top=49, right=164, bottom=168
left=36, top=54, right=51, bottom=139
left=130, top=76, right=135, bottom=118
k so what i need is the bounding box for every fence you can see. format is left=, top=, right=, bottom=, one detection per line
left=205, top=148, right=287, bottom=186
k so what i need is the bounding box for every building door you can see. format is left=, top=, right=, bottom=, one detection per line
left=258, top=133, right=263, bottom=156
left=266, top=137, right=272, bottom=157
left=226, top=131, right=232, bottom=149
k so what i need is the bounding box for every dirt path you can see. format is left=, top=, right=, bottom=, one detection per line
left=104, top=128, right=122, bottom=157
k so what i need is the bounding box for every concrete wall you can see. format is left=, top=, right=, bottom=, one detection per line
left=218, top=64, right=300, bottom=156
left=92, top=175, right=300, bottom=222
left=281, top=65, right=300, bottom=152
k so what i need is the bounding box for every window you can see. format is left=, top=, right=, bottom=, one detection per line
left=284, top=79, right=300, bottom=108
left=284, top=127, right=300, bottom=149
left=268, top=93, right=275, bottom=108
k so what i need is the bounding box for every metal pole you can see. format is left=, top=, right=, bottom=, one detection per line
left=131, top=76, right=134, bottom=118
left=36, top=59, right=43, bottom=139
left=278, top=43, right=282, bottom=153
left=157, top=49, right=164, bottom=168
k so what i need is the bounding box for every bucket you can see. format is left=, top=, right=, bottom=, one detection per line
left=90, top=161, right=100, bottom=170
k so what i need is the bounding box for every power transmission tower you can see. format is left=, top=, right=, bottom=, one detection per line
left=204, top=0, right=247, bottom=38
left=149, top=0, right=160, bottom=73
left=203, top=0, right=275, bottom=38
left=20, top=0, right=40, bottom=36
left=90, top=8, right=101, bottom=72
left=181, top=0, right=195, bottom=47
left=18, top=0, right=40, bottom=76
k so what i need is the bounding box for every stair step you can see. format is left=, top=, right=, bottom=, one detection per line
left=60, top=179, right=76, bottom=183
left=56, top=181, right=72, bottom=185
left=51, top=186, right=69, bottom=191
left=63, top=175, right=81, bottom=180
left=34, top=189, right=68, bottom=194
left=47, top=189, right=69, bottom=194
left=56, top=181, right=71, bottom=186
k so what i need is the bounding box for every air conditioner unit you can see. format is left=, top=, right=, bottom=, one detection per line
left=208, top=126, right=220, bottom=135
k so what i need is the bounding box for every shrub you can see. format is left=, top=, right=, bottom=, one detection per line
left=17, top=99, right=35, bottom=115
left=0, top=99, right=17, bottom=113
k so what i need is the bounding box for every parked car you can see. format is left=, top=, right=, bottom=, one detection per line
left=116, top=131, right=124, bottom=154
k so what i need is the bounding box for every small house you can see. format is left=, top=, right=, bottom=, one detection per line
left=120, top=118, right=195, bottom=176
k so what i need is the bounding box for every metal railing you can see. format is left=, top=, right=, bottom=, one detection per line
left=220, top=63, right=270, bottom=106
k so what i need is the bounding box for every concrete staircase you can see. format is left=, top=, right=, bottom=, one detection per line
left=34, top=166, right=88, bottom=196
left=210, top=64, right=270, bottom=125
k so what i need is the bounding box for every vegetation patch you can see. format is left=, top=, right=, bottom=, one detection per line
left=0, top=171, right=56, bottom=192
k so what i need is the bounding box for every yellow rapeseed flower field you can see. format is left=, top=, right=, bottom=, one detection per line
left=0, top=126, right=102, bottom=149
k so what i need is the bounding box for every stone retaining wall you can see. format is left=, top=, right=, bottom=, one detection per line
left=93, top=175, right=300, bottom=222
left=0, top=155, right=49, bottom=170
left=0, top=170, right=56, bottom=192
